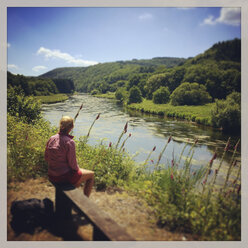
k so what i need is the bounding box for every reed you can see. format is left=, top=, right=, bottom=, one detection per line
left=155, top=136, right=172, bottom=168
left=223, top=139, right=240, bottom=191
left=74, top=103, right=83, bottom=121
left=115, top=122, right=128, bottom=148
left=84, top=113, right=101, bottom=143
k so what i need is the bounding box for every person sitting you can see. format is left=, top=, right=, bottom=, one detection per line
left=45, top=116, right=94, bottom=197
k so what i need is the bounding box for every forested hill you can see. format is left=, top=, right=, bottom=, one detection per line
left=39, top=38, right=240, bottom=100
left=40, top=57, right=186, bottom=92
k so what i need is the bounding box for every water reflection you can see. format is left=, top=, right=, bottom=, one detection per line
left=42, top=93, right=240, bottom=178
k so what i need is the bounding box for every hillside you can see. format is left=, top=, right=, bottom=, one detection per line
left=40, top=57, right=186, bottom=92
left=39, top=39, right=240, bottom=101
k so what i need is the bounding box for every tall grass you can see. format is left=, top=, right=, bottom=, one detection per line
left=7, top=109, right=241, bottom=240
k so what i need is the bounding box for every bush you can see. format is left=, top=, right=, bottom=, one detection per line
left=115, top=87, right=128, bottom=103
left=211, top=92, right=241, bottom=133
left=90, top=89, right=100, bottom=95
left=7, top=86, right=42, bottom=124
left=152, top=86, right=170, bottom=104
left=128, top=86, right=142, bottom=104
left=170, top=82, right=212, bottom=106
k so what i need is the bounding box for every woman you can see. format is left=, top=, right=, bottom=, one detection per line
left=45, top=116, right=94, bottom=197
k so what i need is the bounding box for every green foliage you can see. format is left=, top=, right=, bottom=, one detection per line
left=7, top=72, right=59, bottom=96
left=76, top=140, right=135, bottom=191
left=128, top=86, right=142, bottom=104
left=7, top=86, right=42, bottom=123
left=211, top=92, right=241, bottom=133
left=128, top=99, right=213, bottom=124
left=7, top=114, right=56, bottom=183
left=90, top=89, right=100, bottom=95
left=34, top=94, right=69, bottom=104
left=115, top=87, right=128, bottom=103
left=170, top=82, right=212, bottom=106
left=152, top=86, right=170, bottom=104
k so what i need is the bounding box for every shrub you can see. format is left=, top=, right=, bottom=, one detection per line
left=7, top=86, right=42, bottom=123
left=211, top=92, right=241, bottom=133
left=128, top=86, right=142, bottom=104
left=170, top=82, right=212, bottom=106
left=115, top=87, right=128, bottom=103
left=152, top=86, right=170, bottom=104
left=90, top=89, right=100, bottom=95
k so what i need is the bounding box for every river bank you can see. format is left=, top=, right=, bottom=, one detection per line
left=34, top=93, right=70, bottom=103
left=7, top=177, right=194, bottom=241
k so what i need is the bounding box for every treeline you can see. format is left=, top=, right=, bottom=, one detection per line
left=7, top=71, right=75, bottom=96
left=40, top=38, right=240, bottom=103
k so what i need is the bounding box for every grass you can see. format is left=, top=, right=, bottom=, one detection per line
left=93, top=92, right=116, bottom=99
left=7, top=106, right=241, bottom=241
left=34, top=93, right=69, bottom=103
left=127, top=99, right=214, bottom=126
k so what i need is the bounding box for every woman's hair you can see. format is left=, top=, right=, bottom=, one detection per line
left=59, top=116, right=74, bottom=134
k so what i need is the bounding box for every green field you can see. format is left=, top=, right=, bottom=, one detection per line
left=128, top=99, right=214, bottom=126
left=34, top=94, right=69, bottom=103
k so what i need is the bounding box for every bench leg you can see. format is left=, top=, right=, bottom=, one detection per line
left=55, top=188, right=72, bottom=218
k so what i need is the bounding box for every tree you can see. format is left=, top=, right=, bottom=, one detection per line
left=152, top=87, right=170, bottom=104
left=128, top=86, right=142, bottom=104
left=211, top=92, right=241, bottom=133
left=115, top=87, right=128, bottom=103
left=170, top=82, right=212, bottom=106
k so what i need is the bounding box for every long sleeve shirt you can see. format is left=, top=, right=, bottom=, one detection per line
left=45, top=133, right=80, bottom=177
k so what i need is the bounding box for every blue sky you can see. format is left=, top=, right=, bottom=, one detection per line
left=7, top=7, right=241, bottom=76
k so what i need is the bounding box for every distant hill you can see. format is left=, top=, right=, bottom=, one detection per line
left=40, top=57, right=186, bottom=92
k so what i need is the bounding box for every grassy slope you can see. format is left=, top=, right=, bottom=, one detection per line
left=34, top=94, right=69, bottom=103
left=127, top=99, right=213, bottom=126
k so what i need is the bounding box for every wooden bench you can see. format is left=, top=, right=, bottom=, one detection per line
left=51, top=182, right=135, bottom=241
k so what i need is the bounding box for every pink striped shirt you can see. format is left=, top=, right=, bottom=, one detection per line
left=45, top=133, right=80, bottom=177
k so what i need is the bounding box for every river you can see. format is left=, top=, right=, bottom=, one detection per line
left=42, top=93, right=240, bottom=182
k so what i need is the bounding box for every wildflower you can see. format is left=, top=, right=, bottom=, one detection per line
left=153, top=146, right=156, bottom=151
left=124, top=122, right=128, bottom=133
left=96, top=113, right=100, bottom=120
left=109, top=142, right=112, bottom=148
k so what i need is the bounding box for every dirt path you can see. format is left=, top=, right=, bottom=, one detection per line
left=7, top=177, right=194, bottom=241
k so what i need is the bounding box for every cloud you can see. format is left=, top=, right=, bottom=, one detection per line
left=36, top=47, right=98, bottom=67
left=139, top=13, right=153, bottom=21
left=32, top=65, right=47, bottom=72
left=202, top=8, right=241, bottom=26
left=8, top=64, right=19, bottom=70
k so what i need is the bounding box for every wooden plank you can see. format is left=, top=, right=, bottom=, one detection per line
left=63, top=188, right=135, bottom=241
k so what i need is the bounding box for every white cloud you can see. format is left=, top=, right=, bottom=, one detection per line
left=139, top=13, right=153, bottom=21
left=216, top=8, right=241, bottom=26
left=32, top=65, right=47, bottom=72
left=202, top=8, right=241, bottom=26
left=8, top=64, right=19, bottom=70
left=36, top=47, right=98, bottom=67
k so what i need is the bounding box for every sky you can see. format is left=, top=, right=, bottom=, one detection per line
left=7, top=7, right=241, bottom=76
